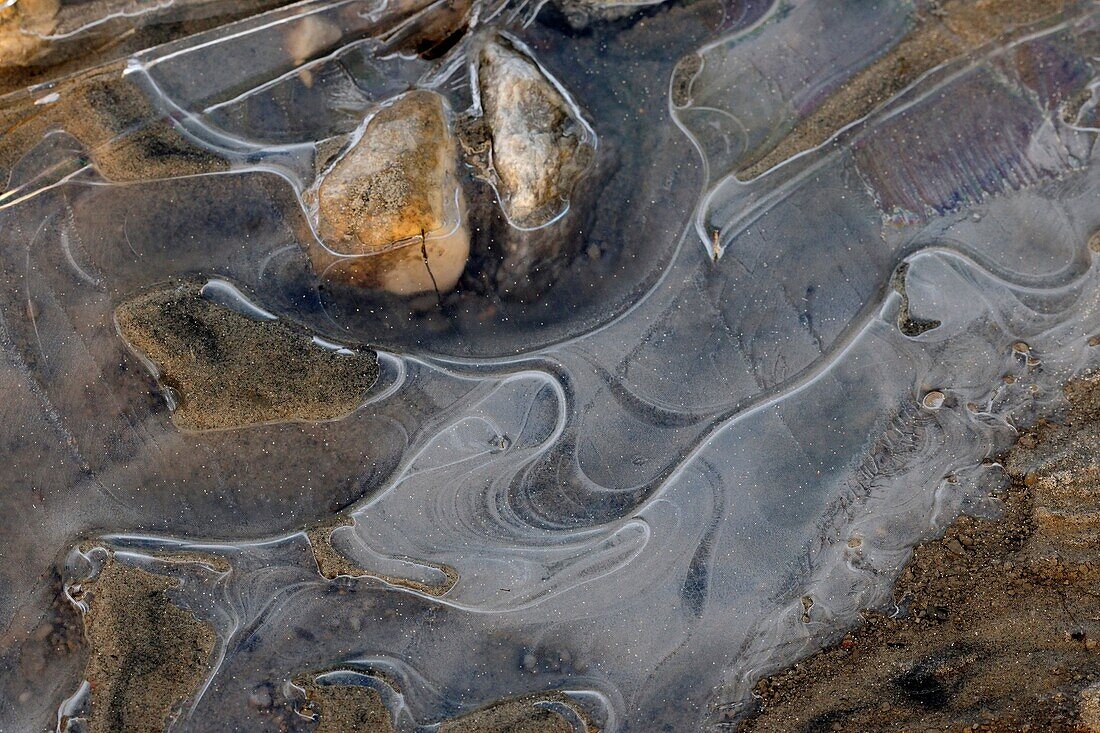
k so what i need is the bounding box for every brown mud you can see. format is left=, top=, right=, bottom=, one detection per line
left=1, top=568, right=87, bottom=717
left=740, top=373, right=1100, bottom=732
left=305, top=518, right=459, bottom=596
left=439, top=692, right=594, bottom=733
left=0, top=0, right=295, bottom=95
left=738, top=0, right=1070, bottom=180
left=76, top=556, right=217, bottom=733
left=299, top=678, right=395, bottom=733
left=301, top=681, right=596, bottom=733
left=893, top=263, right=941, bottom=338
left=378, top=0, right=476, bottom=60
left=115, top=281, right=379, bottom=431
left=0, top=65, right=228, bottom=184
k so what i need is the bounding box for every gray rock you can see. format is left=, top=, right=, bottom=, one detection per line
left=464, top=34, right=597, bottom=300
left=475, top=34, right=594, bottom=229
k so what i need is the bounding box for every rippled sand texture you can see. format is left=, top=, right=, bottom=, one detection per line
left=0, top=0, right=1098, bottom=731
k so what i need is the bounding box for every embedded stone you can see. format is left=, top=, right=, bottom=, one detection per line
left=305, top=89, right=469, bottom=295
left=476, top=35, right=594, bottom=229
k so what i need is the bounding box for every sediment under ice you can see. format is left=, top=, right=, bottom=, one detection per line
left=0, top=0, right=1098, bottom=731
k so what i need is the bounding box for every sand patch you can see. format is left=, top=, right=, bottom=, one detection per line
left=115, top=281, right=378, bottom=431
left=77, top=557, right=216, bottom=733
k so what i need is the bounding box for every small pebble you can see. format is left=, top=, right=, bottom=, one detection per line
left=922, top=391, right=945, bottom=410
left=945, top=538, right=967, bottom=555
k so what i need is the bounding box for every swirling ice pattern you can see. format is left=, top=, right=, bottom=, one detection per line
left=0, top=0, right=1098, bottom=731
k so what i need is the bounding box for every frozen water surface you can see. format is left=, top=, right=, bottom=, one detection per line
left=0, top=0, right=1098, bottom=730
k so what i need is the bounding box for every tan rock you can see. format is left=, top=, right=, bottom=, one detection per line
left=304, top=90, right=469, bottom=296
left=284, top=13, right=341, bottom=85
left=0, top=0, right=59, bottom=67
left=476, top=34, right=594, bottom=229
